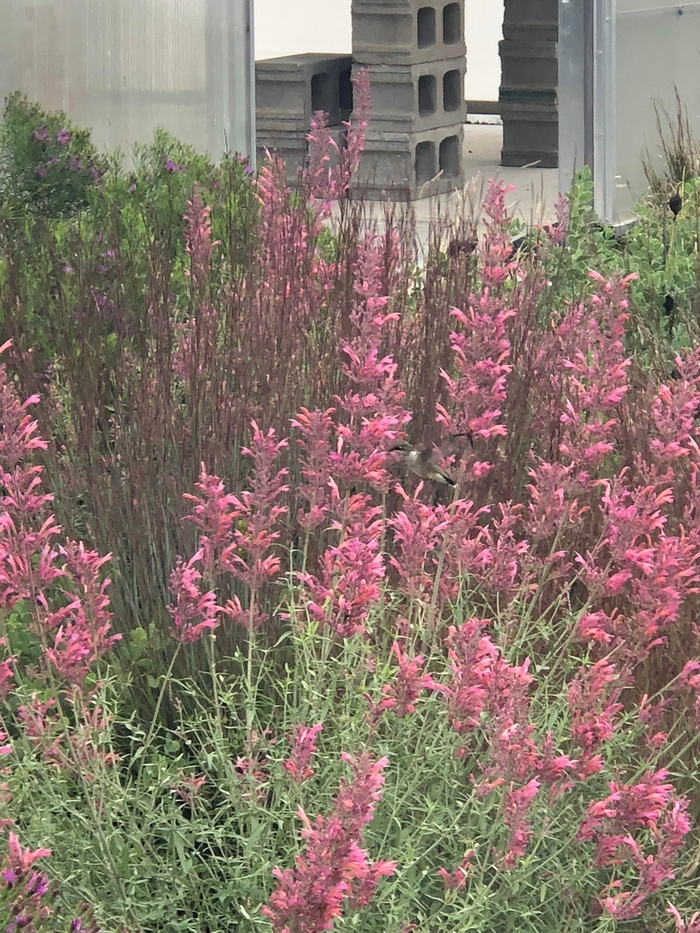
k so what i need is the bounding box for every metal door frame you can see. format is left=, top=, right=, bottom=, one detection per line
left=558, top=0, right=616, bottom=223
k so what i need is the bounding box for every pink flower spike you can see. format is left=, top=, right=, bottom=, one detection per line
left=437, top=850, right=475, bottom=891
left=668, top=904, right=700, bottom=933
left=264, top=752, right=394, bottom=933
left=371, top=641, right=446, bottom=719
left=183, top=185, right=220, bottom=287
left=6, top=832, right=51, bottom=871
left=284, top=722, right=323, bottom=784
left=167, top=550, right=220, bottom=644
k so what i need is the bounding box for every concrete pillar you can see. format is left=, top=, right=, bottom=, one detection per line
left=351, top=0, right=467, bottom=198
left=499, top=0, right=558, bottom=168
left=255, top=53, right=353, bottom=176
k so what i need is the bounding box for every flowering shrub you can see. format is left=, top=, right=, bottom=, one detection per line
left=2, top=92, right=700, bottom=932
left=0, top=93, right=107, bottom=218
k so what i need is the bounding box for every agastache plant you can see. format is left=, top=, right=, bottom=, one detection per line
left=557, top=271, right=634, bottom=472
left=578, top=769, right=691, bottom=919
left=434, top=186, right=518, bottom=490
left=183, top=421, right=289, bottom=630
left=0, top=342, right=123, bottom=926
left=290, top=408, right=335, bottom=534
left=0, top=833, right=101, bottom=932
left=305, top=68, right=371, bottom=210
left=668, top=904, right=700, bottom=933
left=263, top=752, right=395, bottom=933
left=284, top=723, right=323, bottom=785
left=183, top=184, right=219, bottom=290
left=220, top=421, right=289, bottom=629
left=333, top=229, right=412, bottom=493
left=0, top=342, right=121, bottom=689
left=0, top=832, right=52, bottom=932
left=366, top=640, right=445, bottom=721
left=167, top=549, right=221, bottom=645
left=296, top=486, right=385, bottom=638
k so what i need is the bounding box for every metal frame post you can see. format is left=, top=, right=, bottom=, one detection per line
left=246, top=0, right=256, bottom=168
left=559, top=0, right=617, bottom=222
left=558, top=0, right=588, bottom=195
left=592, top=0, right=616, bottom=222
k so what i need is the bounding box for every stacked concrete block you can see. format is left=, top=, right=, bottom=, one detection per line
left=351, top=0, right=467, bottom=199
left=499, top=0, right=558, bottom=168
left=255, top=54, right=353, bottom=179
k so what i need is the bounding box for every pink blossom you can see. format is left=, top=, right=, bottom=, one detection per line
left=437, top=850, right=474, bottom=891
left=668, top=904, right=700, bottom=933
left=568, top=660, right=622, bottom=778
left=264, top=753, right=395, bottom=933
left=499, top=778, right=540, bottom=868
left=0, top=345, right=119, bottom=689
left=183, top=185, right=220, bottom=287
left=578, top=769, right=690, bottom=918
left=167, top=550, right=220, bottom=644
left=6, top=832, right=51, bottom=871
left=437, top=294, right=514, bottom=458
left=305, top=68, right=371, bottom=207
left=219, top=422, right=289, bottom=598
left=284, top=723, right=323, bottom=785
left=369, top=641, right=446, bottom=719
left=184, top=466, right=241, bottom=575
left=291, top=408, right=335, bottom=530
left=172, top=772, right=207, bottom=807
left=387, top=488, right=452, bottom=602
left=296, top=491, right=385, bottom=638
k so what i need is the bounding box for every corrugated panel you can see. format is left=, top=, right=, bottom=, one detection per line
left=0, top=0, right=254, bottom=160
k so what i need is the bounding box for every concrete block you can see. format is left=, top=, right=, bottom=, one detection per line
left=361, top=59, right=466, bottom=133
left=498, top=4, right=558, bottom=172
left=352, top=0, right=466, bottom=66
left=502, top=0, right=557, bottom=41
left=500, top=93, right=558, bottom=167
left=499, top=39, right=558, bottom=91
left=354, top=123, right=464, bottom=199
left=349, top=1, right=466, bottom=198
left=256, top=54, right=354, bottom=132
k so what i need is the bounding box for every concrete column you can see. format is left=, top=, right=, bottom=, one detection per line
left=499, top=0, right=558, bottom=168
left=351, top=0, right=467, bottom=198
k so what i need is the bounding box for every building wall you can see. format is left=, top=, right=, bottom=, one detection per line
left=0, top=0, right=254, bottom=159
left=253, top=0, right=503, bottom=102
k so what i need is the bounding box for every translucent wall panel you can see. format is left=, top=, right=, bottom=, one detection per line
left=616, top=0, right=700, bottom=219
left=0, top=0, right=254, bottom=162
left=558, top=0, right=590, bottom=198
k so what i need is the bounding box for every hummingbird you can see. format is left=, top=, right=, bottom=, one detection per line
left=388, top=433, right=472, bottom=486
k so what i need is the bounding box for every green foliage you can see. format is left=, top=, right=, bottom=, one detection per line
left=0, top=114, right=257, bottom=370
left=2, top=600, right=697, bottom=933
left=4, top=94, right=700, bottom=933
left=509, top=166, right=700, bottom=374
left=0, top=92, right=109, bottom=221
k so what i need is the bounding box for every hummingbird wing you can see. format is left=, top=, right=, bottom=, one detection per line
left=428, top=463, right=457, bottom=486
left=420, top=446, right=440, bottom=465
left=422, top=445, right=457, bottom=485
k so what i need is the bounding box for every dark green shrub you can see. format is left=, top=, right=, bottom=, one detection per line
left=0, top=92, right=109, bottom=220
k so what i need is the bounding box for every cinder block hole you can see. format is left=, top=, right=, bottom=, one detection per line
left=443, top=3, right=461, bottom=44
left=439, top=135, right=460, bottom=178
left=311, top=72, right=332, bottom=116
left=418, top=75, right=437, bottom=116
left=415, top=141, right=436, bottom=186
left=417, top=7, right=436, bottom=49
left=443, top=69, right=462, bottom=112
left=339, top=68, right=353, bottom=121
